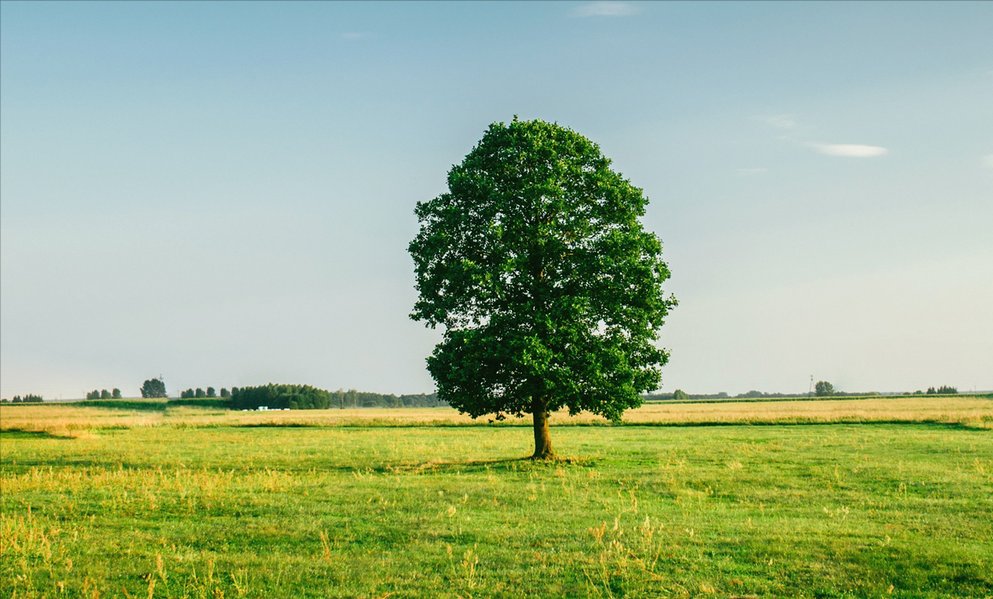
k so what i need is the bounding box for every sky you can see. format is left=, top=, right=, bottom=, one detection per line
left=2, top=1, right=992, bottom=399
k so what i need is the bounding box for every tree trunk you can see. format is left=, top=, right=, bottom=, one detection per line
left=531, top=407, right=554, bottom=459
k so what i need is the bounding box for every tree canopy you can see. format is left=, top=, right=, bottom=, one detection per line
left=140, top=378, right=167, bottom=399
left=410, top=118, right=675, bottom=458
left=814, top=381, right=835, bottom=397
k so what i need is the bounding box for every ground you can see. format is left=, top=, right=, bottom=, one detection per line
left=1, top=398, right=991, bottom=597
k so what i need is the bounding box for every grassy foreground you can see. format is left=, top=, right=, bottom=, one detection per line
left=1, top=401, right=992, bottom=597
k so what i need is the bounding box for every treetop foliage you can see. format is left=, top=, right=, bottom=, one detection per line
left=87, top=388, right=122, bottom=400
left=140, top=378, right=167, bottom=399
left=9, top=394, right=43, bottom=403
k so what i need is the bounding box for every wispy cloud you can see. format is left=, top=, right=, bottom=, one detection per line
left=572, top=1, right=640, bottom=17
left=811, top=143, right=889, bottom=158
left=755, top=115, right=889, bottom=160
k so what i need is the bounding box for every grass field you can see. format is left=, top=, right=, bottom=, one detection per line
left=2, top=398, right=992, bottom=597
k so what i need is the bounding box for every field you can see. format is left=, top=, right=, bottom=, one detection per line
left=2, top=398, right=992, bottom=597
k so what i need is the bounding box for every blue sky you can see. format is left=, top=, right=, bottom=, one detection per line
left=2, top=1, right=991, bottom=399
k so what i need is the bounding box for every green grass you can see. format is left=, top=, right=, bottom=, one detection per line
left=2, top=421, right=992, bottom=597
left=60, top=398, right=233, bottom=411
left=65, top=398, right=170, bottom=411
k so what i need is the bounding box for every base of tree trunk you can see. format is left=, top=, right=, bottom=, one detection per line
left=532, top=408, right=554, bottom=459
left=530, top=450, right=556, bottom=460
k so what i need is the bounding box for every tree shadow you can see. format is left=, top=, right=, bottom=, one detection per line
left=365, top=454, right=597, bottom=475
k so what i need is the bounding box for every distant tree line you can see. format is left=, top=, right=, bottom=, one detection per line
left=2, top=394, right=43, bottom=403
left=649, top=381, right=861, bottom=400
left=646, top=383, right=968, bottom=401
left=179, top=386, right=231, bottom=399
left=229, top=384, right=445, bottom=410
left=644, top=391, right=730, bottom=401
left=231, top=384, right=332, bottom=410
left=328, top=389, right=443, bottom=409
left=86, top=388, right=122, bottom=400
left=918, top=386, right=958, bottom=395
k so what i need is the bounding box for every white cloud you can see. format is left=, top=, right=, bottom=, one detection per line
left=736, top=167, right=768, bottom=176
left=811, top=143, right=889, bottom=158
left=572, top=2, right=640, bottom=17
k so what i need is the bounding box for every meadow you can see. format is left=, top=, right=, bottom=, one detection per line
left=1, top=398, right=991, bottom=597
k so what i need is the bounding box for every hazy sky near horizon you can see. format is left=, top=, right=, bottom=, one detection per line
left=2, top=1, right=992, bottom=399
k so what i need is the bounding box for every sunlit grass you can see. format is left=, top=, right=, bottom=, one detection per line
left=1, top=400, right=991, bottom=596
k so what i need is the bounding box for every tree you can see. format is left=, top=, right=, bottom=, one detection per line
left=86, top=390, right=99, bottom=400
left=206, top=386, right=216, bottom=398
left=100, top=389, right=111, bottom=399
left=195, top=388, right=205, bottom=398
left=672, top=389, right=689, bottom=400
left=112, top=388, right=122, bottom=399
left=220, top=388, right=230, bottom=398
left=409, top=118, right=676, bottom=459
left=140, top=378, right=167, bottom=399
left=814, top=381, right=835, bottom=397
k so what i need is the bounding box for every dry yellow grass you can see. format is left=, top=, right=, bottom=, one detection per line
left=622, top=396, right=993, bottom=427
left=1, top=396, right=990, bottom=438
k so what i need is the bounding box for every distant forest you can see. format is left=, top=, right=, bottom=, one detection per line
left=327, top=389, right=445, bottom=408
left=228, top=385, right=446, bottom=410
left=644, top=388, right=961, bottom=401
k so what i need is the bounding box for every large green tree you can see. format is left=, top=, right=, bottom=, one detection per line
left=409, top=118, right=675, bottom=458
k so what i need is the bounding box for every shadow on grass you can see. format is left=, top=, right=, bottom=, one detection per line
left=72, top=400, right=168, bottom=411
left=0, top=428, right=74, bottom=440
left=357, top=454, right=598, bottom=476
